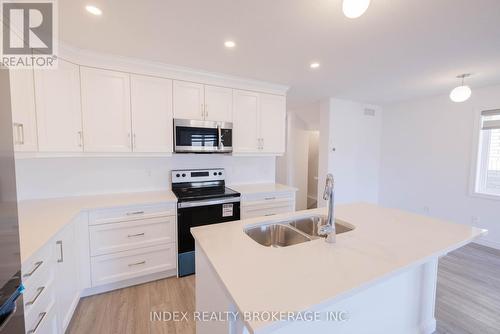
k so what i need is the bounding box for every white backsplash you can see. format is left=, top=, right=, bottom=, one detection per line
left=15, top=155, right=276, bottom=200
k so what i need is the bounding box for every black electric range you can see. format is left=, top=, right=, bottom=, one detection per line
left=171, top=169, right=240, bottom=276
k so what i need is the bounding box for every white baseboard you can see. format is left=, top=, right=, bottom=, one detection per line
left=81, top=269, right=177, bottom=297
left=474, top=238, right=500, bottom=250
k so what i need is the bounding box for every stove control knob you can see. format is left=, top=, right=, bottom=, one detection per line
left=176, top=173, right=180, bottom=178
left=213, top=172, right=217, bottom=176
left=218, top=172, right=222, bottom=176
left=182, top=173, right=186, bottom=177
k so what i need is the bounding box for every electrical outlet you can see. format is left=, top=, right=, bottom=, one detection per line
left=423, top=206, right=430, bottom=215
left=471, top=216, right=480, bottom=226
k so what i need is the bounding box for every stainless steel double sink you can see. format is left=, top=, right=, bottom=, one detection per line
left=244, top=215, right=355, bottom=248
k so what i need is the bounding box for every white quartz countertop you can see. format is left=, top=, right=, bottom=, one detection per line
left=229, top=183, right=297, bottom=195
left=18, top=191, right=177, bottom=263
left=191, top=203, right=487, bottom=333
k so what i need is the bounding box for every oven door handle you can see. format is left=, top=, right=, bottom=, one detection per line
left=178, top=197, right=240, bottom=209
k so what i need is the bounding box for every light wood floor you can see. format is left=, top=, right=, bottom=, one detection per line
left=68, top=243, right=500, bottom=334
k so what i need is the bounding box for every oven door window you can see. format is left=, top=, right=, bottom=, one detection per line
left=176, top=126, right=218, bottom=148
left=178, top=202, right=240, bottom=253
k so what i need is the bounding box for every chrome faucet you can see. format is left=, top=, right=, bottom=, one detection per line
left=319, top=174, right=336, bottom=243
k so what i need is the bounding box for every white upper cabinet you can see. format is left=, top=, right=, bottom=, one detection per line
left=233, top=91, right=286, bottom=155
left=34, top=59, right=83, bottom=152
left=173, top=80, right=204, bottom=120
left=80, top=67, right=132, bottom=152
left=130, top=74, right=173, bottom=153
left=204, top=85, right=233, bottom=122
left=9, top=69, right=38, bottom=152
left=259, top=94, right=286, bottom=153
left=233, top=90, right=259, bottom=153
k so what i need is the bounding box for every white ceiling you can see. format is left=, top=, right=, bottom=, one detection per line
left=60, top=0, right=500, bottom=111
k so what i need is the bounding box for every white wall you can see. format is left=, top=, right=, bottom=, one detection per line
left=318, top=98, right=383, bottom=206
left=15, top=155, right=276, bottom=200
left=276, top=111, right=309, bottom=210
left=379, top=84, right=500, bottom=249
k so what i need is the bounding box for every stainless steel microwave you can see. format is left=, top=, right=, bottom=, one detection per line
left=173, top=119, right=233, bottom=153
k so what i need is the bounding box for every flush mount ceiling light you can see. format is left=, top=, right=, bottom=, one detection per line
left=224, top=40, right=236, bottom=48
left=85, top=5, right=102, bottom=16
left=310, top=62, right=320, bottom=69
left=343, top=0, right=371, bottom=19
left=449, top=74, right=472, bottom=103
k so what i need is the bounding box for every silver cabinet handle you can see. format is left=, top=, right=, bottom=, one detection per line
left=126, top=211, right=144, bottom=216
left=23, top=261, right=43, bottom=278
left=132, top=133, right=137, bottom=149
left=28, top=312, right=47, bottom=334
left=25, top=287, right=45, bottom=306
left=128, top=260, right=146, bottom=267
left=264, top=197, right=276, bottom=201
left=78, top=131, right=83, bottom=147
left=264, top=213, right=276, bottom=217
left=201, top=104, right=204, bottom=118
left=127, top=232, right=145, bottom=238
left=205, top=104, right=208, bottom=118
left=56, top=240, right=63, bottom=263
left=13, top=123, right=22, bottom=145
left=18, top=123, right=24, bottom=145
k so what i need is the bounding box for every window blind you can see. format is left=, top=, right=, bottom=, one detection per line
left=481, top=109, right=500, bottom=130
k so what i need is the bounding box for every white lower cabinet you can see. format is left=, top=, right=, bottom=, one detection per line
left=21, top=202, right=177, bottom=333
left=53, top=221, right=80, bottom=333
left=88, top=203, right=177, bottom=291
left=241, top=191, right=296, bottom=219
left=22, top=242, right=58, bottom=334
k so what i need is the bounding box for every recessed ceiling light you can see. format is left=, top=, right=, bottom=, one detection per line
left=85, top=5, right=102, bottom=16
left=224, top=40, right=236, bottom=48
left=450, top=74, right=472, bottom=103
left=343, top=0, right=371, bottom=19
left=310, top=62, right=320, bottom=69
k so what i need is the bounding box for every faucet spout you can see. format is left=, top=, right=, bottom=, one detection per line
left=319, top=174, right=336, bottom=243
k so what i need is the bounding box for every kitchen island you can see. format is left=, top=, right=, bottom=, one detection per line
left=191, top=203, right=486, bottom=334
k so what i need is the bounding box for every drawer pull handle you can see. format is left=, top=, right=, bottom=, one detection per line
left=56, top=240, right=64, bottom=263
left=23, top=261, right=43, bottom=278
left=128, top=260, right=146, bottom=267
left=264, top=197, right=276, bottom=201
left=126, top=211, right=145, bottom=216
left=264, top=213, right=276, bottom=216
left=127, top=232, right=145, bottom=238
left=26, top=287, right=45, bottom=306
left=28, top=312, right=47, bottom=334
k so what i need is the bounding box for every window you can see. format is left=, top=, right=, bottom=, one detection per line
left=475, top=109, right=500, bottom=197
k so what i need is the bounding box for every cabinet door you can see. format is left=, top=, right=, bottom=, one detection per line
left=173, top=80, right=204, bottom=120
left=204, top=85, right=233, bottom=122
left=131, top=75, right=173, bottom=153
left=80, top=67, right=132, bottom=152
left=34, top=59, right=83, bottom=152
left=259, top=94, right=286, bottom=154
left=54, top=222, right=80, bottom=332
left=9, top=69, right=38, bottom=151
left=233, top=90, right=259, bottom=153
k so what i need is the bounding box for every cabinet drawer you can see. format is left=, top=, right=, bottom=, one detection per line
left=241, top=191, right=293, bottom=204
left=89, top=202, right=176, bottom=226
left=22, top=243, right=54, bottom=286
left=89, top=216, right=175, bottom=256
left=24, top=282, right=56, bottom=334
left=241, top=204, right=293, bottom=219
left=23, top=272, right=54, bottom=316
left=91, top=244, right=176, bottom=287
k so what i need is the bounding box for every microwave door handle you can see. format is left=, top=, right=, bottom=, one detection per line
left=218, top=125, right=223, bottom=150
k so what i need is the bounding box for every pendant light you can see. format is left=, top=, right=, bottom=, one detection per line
left=449, top=74, right=472, bottom=103
left=343, top=0, right=371, bottom=19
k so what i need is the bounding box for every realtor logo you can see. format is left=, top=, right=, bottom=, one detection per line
left=1, top=0, right=58, bottom=68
